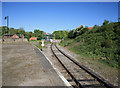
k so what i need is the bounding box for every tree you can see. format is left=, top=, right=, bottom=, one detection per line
left=67, top=30, right=74, bottom=39
left=103, top=20, right=109, bottom=25
left=1, top=26, right=8, bottom=35
left=34, top=29, right=40, bottom=33
left=53, top=31, right=68, bottom=39
left=63, top=31, right=68, bottom=39
left=67, top=25, right=89, bottom=39
left=37, top=31, right=44, bottom=40
left=18, top=28, right=25, bottom=34
left=28, top=32, right=33, bottom=38
left=9, top=28, right=16, bottom=34
left=33, top=29, right=44, bottom=40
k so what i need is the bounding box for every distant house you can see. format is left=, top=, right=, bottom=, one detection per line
left=11, top=34, right=19, bottom=38
left=29, top=37, right=37, bottom=40
left=88, top=27, right=93, bottom=30
left=4, top=34, right=24, bottom=38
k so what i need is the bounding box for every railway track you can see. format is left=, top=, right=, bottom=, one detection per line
left=51, top=43, right=115, bottom=88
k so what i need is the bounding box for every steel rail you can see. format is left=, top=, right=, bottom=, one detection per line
left=51, top=43, right=83, bottom=88
left=55, top=44, right=115, bottom=88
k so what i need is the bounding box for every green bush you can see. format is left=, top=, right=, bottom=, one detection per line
left=59, top=21, right=120, bottom=68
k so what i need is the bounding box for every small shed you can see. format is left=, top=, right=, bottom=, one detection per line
left=11, top=34, right=19, bottom=38
left=29, top=37, right=37, bottom=40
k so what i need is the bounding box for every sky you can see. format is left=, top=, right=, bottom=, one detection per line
left=2, top=2, right=119, bottom=33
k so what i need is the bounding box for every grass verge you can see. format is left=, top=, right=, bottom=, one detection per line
left=59, top=39, right=118, bottom=68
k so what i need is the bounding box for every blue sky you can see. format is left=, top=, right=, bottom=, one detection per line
left=2, top=2, right=118, bottom=33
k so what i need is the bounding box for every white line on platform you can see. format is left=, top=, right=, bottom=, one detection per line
left=33, top=44, right=72, bottom=87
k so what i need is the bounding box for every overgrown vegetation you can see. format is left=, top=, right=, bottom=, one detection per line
left=36, top=40, right=42, bottom=49
left=35, top=40, right=50, bottom=50
left=59, top=20, right=120, bottom=68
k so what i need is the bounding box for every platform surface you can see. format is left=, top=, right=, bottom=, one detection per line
left=2, top=42, right=67, bottom=86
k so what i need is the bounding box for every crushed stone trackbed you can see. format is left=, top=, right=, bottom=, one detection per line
left=57, top=44, right=118, bottom=86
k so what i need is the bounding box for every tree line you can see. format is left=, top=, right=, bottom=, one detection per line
left=0, top=26, right=44, bottom=40
left=52, top=25, right=90, bottom=39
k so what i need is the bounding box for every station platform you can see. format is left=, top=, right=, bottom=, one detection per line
left=2, top=42, right=69, bottom=87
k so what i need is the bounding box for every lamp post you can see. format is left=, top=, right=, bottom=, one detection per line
left=4, top=16, right=9, bottom=37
